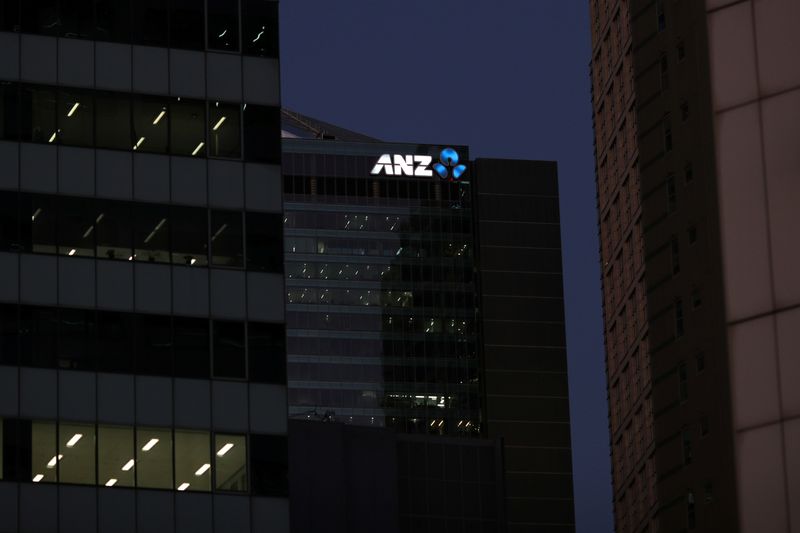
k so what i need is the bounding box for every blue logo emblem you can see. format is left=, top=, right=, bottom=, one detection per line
left=433, top=148, right=467, bottom=181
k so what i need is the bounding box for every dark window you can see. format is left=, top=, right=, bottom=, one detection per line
left=2, top=419, right=33, bottom=483
left=208, top=102, right=241, bottom=158
left=0, top=191, right=19, bottom=251
left=243, top=0, right=279, bottom=57
left=682, top=429, right=692, bottom=465
left=169, top=0, right=204, bottom=50
left=207, top=0, right=239, bottom=51
left=21, top=0, right=58, bottom=35
left=135, top=314, right=173, bottom=375
left=675, top=299, right=685, bottom=338
left=170, top=97, right=205, bottom=157
left=671, top=236, right=680, bottom=274
left=250, top=434, right=288, bottom=497
left=94, top=0, right=130, bottom=43
left=210, top=211, right=244, bottom=267
left=133, top=95, right=169, bottom=154
left=96, top=311, right=135, bottom=373
left=213, top=321, right=246, bottom=379
left=58, top=196, right=96, bottom=258
left=248, top=322, right=286, bottom=384
left=95, top=91, right=131, bottom=151
left=659, top=53, right=668, bottom=91
left=0, top=0, right=20, bottom=32
left=0, top=304, right=19, bottom=365
left=243, top=105, right=280, bottom=163
left=171, top=206, right=208, bottom=266
left=173, top=317, right=210, bottom=378
left=663, top=114, right=672, bottom=152
left=21, top=194, right=57, bottom=254
left=678, top=361, right=688, bottom=401
left=95, top=200, right=132, bottom=261
left=246, top=212, right=282, bottom=272
left=60, top=0, right=93, bottom=39
left=667, top=174, right=676, bottom=212
left=0, top=81, right=20, bottom=140
left=57, top=308, right=96, bottom=371
left=134, top=204, right=169, bottom=263
left=131, top=0, right=168, bottom=47
left=19, top=85, right=56, bottom=144
left=19, top=306, right=58, bottom=368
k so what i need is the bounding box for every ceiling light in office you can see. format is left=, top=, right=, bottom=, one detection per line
left=66, top=433, right=82, bottom=447
left=194, top=464, right=211, bottom=476
left=67, top=102, right=80, bottom=117
left=142, top=438, right=159, bottom=452
left=191, top=142, right=205, bottom=156
left=216, top=443, right=234, bottom=457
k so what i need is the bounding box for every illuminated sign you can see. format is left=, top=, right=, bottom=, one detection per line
left=370, top=147, right=467, bottom=180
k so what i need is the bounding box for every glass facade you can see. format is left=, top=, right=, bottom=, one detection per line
left=0, top=417, right=284, bottom=495
left=283, top=145, right=481, bottom=436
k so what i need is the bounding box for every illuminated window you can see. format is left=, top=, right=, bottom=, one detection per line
left=215, top=434, right=247, bottom=491
left=136, top=427, right=173, bottom=489
left=31, top=420, right=57, bottom=484
left=98, top=426, right=135, bottom=488
left=175, top=430, right=211, bottom=492
left=59, top=423, right=95, bottom=485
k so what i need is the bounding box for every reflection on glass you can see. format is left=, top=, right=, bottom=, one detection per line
left=243, top=0, right=279, bottom=57
left=175, top=430, right=210, bottom=492
left=208, top=102, right=241, bottom=158
left=59, top=423, right=95, bottom=485
left=215, top=434, right=246, bottom=491
left=98, top=426, right=134, bottom=488
left=170, top=97, right=205, bottom=157
left=31, top=421, right=57, bottom=483
left=136, top=427, right=172, bottom=489
left=207, top=0, right=239, bottom=51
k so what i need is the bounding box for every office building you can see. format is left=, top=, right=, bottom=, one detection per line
left=281, top=112, right=575, bottom=532
left=590, top=1, right=800, bottom=531
left=0, top=1, right=287, bottom=532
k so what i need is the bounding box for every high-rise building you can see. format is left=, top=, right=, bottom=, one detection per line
left=0, top=2, right=287, bottom=532
left=281, top=112, right=575, bottom=533
left=590, top=1, right=800, bottom=532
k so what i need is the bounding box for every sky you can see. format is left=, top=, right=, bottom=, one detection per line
left=280, top=1, right=612, bottom=531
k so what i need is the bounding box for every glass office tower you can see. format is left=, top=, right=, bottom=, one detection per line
left=0, top=2, right=287, bottom=533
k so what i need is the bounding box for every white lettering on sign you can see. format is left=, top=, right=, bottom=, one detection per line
left=370, top=155, right=433, bottom=177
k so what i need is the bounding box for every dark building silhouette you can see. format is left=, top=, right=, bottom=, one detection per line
left=590, top=1, right=800, bottom=532
left=0, top=1, right=287, bottom=532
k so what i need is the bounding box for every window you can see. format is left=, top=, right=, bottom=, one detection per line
left=134, top=204, right=170, bottom=263
left=173, top=317, right=210, bottom=378
left=208, top=102, right=241, bottom=158
left=95, top=200, right=133, bottom=261
left=59, top=423, right=95, bottom=485
left=0, top=0, right=20, bottom=31
left=243, top=0, right=279, bottom=57
left=0, top=191, right=19, bottom=251
left=243, top=105, right=281, bottom=163
left=58, top=196, right=96, bottom=257
left=246, top=212, right=283, bottom=272
left=133, top=95, right=169, bottom=154
left=60, top=0, right=93, bottom=39
left=663, top=114, right=673, bottom=152
left=95, top=91, right=132, bottom=151
left=131, top=0, right=168, bottom=47
left=692, top=289, right=702, bottom=309
left=171, top=97, right=206, bottom=157
left=0, top=304, right=19, bottom=365
left=248, top=322, right=286, bottom=384
left=675, top=299, right=685, bottom=338
left=659, top=53, right=669, bottom=91
left=0, top=81, right=19, bottom=140
left=678, top=361, right=688, bottom=401
left=135, top=314, right=172, bottom=375
left=210, top=210, right=244, bottom=267
left=175, top=430, right=211, bottom=492
left=681, top=100, right=689, bottom=122
left=170, top=0, right=204, bottom=50
left=250, top=434, right=288, bottom=497
left=136, top=427, right=173, bottom=489
left=21, top=0, right=59, bottom=36
left=215, top=434, right=247, bottom=491
left=94, top=0, right=131, bottom=43
left=171, top=206, right=208, bottom=266
left=57, top=308, right=96, bottom=371
left=31, top=420, right=57, bottom=483
left=19, top=85, right=56, bottom=144
left=19, top=306, right=58, bottom=368
left=700, top=416, right=709, bottom=437
left=667, top=174, right=676, bottom=213
left=213, top=321, right=246, bottom=379
left=98, top=426, right=134, bottom=488
left=97, top=311, right=135, bottom=373
left=207, top=0, right=239, bottom=51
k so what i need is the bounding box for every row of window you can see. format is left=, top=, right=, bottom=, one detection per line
left=284, top=210, right=474, bottom=236
left=0, top=82, right=280, bottom=162
left=0, top=304, right=286, bottom=383
left=0, top=0, right=278, bottom=57
left=287, top=311, right=474, bottom=337
left=0, top=192, right=282, bottom=272
left=284, top=174, right=472, bottom=208
left=289, top=389, right=480, bottom=413
left=287, top=336, right=477, bottom=359
left=0, top=418, right=287, bottom=496
left=286, top=287, right=476, bottom=310
left=286, top=261, right=474, bottom=284
left=286, top=236, right=472, bottom=260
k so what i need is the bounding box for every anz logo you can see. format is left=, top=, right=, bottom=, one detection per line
left=370, top=147, right=467, bottom=181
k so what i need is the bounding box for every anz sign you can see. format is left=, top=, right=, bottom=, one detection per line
left=370, top=147, right=467, bottom=181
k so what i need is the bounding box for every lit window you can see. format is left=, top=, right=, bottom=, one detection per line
left=59, top=423, right=95, bottom=485
left=99, top=426, right=135, bottom=488
left=215, top=434, right=247, bottom=491
left=175, top=430, right=211, bottom=492
left=136, top=427, right=173, bottom=489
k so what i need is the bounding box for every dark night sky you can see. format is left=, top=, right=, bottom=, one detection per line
left=280, top=2, right=612, bottom=531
